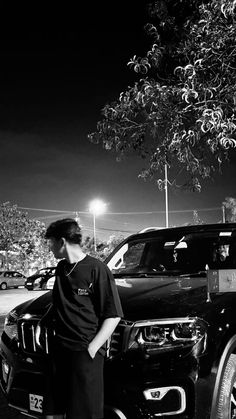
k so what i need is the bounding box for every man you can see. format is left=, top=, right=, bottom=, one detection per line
left=38, top=218, right=123, bottom=419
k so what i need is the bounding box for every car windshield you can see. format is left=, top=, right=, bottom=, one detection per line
left=35, top=268, right=52, bottom=275
left=107, top=229, right=236, bottom=277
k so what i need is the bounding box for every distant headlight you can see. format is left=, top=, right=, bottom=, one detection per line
left=128, top=317, right=208, bottom=353
left=4, top=310, right=19, bottom=340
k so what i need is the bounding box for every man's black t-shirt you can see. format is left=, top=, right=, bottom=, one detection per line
left=52, top=255, right=123, bottom=351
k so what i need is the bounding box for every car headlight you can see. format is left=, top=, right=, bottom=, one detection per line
left=128, top=317, right=208, bottom=353
left=4, top=310, right=19, bottom=340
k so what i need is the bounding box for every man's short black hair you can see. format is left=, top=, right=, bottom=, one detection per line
left=45, top=218, right=82, bottom=245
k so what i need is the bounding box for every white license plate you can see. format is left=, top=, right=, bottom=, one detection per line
left=29, top=393, right=43, bottom=413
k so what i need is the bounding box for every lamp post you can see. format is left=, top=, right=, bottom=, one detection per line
left=89, top=199, right=107, bottom=251
left=164, top=164, right=169, bottom=228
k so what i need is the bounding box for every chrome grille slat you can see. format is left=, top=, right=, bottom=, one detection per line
left=31, top=325, right=36, bottom=352
left=19, top=318, right=130, bottom=357
left=45, top=328, right=49, bottom=354
left=20, top=322, right=26, bottom=349
left=107, top=320, right=132, bottom=358
left=18, top=319, right=52, bottom=355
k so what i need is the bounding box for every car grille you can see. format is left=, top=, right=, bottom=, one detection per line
left=18, top=318, right=131, bottom=358
left=18, top=317, right=54, bottom=355
left=106, top=320, right=132, bottom=359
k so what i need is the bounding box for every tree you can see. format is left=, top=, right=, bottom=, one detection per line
left=222, top=197, right=236, bottom=222
left=81, top=234, right=124, bottom=260
left=0, top=202, right=51, bottom=272
left=102, top=234, right=125, bottom=259
left=17, top=218, right=56, bottom=272
left=88, top=0, right=236, bottom=192
left=192, top=210, right=203, bottom=225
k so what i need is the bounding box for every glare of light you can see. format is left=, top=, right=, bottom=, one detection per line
left=89, top=199, right=107, bottom=216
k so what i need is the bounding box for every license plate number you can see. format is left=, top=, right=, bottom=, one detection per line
left=29, top=393, right=43, bottom=413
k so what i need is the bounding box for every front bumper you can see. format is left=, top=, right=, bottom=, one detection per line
left=0, top=335, right=53, bottom=416
left=104, top=354, right=195, bottom=419
left=0, top=333, right=213, bottom=419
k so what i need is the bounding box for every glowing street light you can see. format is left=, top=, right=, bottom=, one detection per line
left=164, top=164, right=169, bottom=228
left=89, top=199, right=107, bottom=251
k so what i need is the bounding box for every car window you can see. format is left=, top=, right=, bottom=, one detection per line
left=13, top=272, right=23, bottom=277
left=39, top=269, right=48, bottom=275
left=108, top=229, right=236, bottom=276
left=108, top=237, right=174, bottom=274
left=39, top=268, right=55, bottom=275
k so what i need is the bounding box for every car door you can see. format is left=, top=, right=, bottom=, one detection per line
left=4, top=271, right=13, bottom=287
left=0, top=271, right=4, bottom=288
left=12, top=271, right=25, bottom=287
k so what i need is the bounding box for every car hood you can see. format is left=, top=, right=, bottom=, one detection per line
left=115, top=274, right=229, bottom=322
left=12, top=274, right=229, bottom=322
left=12, top=292, right=52, bottom=317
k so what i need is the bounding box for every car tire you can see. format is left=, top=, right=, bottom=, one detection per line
left=215, top=353, right=236, bottom=418
left=0, top=282, right=7, bottom=290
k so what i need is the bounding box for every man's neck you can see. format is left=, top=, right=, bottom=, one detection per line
left=65, top=244, right=86, bottom=264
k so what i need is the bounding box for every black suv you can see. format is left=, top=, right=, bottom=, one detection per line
left=1, top=223, right=236, bottom=418
left=25, top=267, right=56, bottom=291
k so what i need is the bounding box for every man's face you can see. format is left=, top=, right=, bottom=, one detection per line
left=47, top=237, right=64, bottom=259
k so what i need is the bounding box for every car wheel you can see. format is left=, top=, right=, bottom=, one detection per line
left=215, top=353, right=236, bottom=418
left=0, top=282, right=7, bottom=290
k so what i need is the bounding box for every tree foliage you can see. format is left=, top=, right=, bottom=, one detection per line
left=192, top=210, right=203, bottom=225
left=223, top=196, right=236, bottom=222
left=0, top=202, right=52, bottom=272
left=81, top=234, right=124, bottom=260
left=88, top=0, right=236, bottom=191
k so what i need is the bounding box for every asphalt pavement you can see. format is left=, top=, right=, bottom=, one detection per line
left=0, top=288, right=48, bottom=419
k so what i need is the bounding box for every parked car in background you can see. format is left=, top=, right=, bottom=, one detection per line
left=0, top=271, right=26, bottom=290
left=25, top=267, right=56, bottom=291
left=3, top=223, right=236, bottom=418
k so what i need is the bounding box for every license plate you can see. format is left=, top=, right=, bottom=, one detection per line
left=29, top=393, right=43, bottom=413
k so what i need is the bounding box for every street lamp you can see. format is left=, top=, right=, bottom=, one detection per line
left=164, top=164, right=169, bottom=228
left=89, top=199, right=107, bottom=251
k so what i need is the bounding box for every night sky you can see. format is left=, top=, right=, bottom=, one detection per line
left=0, top=3, right=235, bottom=241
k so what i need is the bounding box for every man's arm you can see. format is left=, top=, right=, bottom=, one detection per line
left=88, top=317, right=121, bottom=359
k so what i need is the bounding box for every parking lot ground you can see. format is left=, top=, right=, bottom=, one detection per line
left=0, top=287, right=48, bottom=316
left=0, top=288, right=48, bottom=419
left=0, top=288, right=48, bottom=330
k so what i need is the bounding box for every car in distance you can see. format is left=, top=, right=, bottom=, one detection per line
left=2, top=223, right=236, bottom=418
left=0, top=271, right=26, bottom=290
left=25, top=267, right=56, bottom=291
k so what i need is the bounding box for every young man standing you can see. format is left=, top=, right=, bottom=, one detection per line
left=40, top=218, right=123, bottom=419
